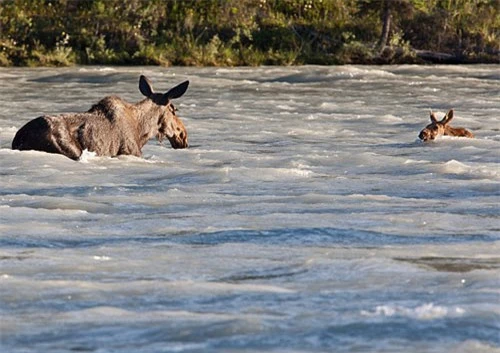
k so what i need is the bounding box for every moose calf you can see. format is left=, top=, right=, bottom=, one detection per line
left=419, top=109, right=474, bottom=142
left=12, top=75, right=189, bottom=160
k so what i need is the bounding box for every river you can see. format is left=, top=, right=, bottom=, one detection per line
left=1, top=65, right=499, bottom=352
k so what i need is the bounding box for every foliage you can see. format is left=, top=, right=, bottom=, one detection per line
left=0, top=0, right=498, bottom=66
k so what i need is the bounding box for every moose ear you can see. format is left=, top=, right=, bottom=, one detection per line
left=163, top=80, right=189, bottom=101
left=442, top=109, right=454, bottom=124
left=430, top=110, right=438, bottom=123
left=139, top=75, right=154, bottom=97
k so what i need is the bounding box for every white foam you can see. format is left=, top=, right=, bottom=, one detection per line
left=361, top=303, right=465, bottom=320
left=78, top=67, right=117, bottom=72
left=441, top=160, right=470, bottom=174
left=78, top=148, right=97, bottom=163
left=437, top=160, right=499, bottom=179
left=320, top=102, right=339, bottom=109
left=380, top=114, right=403, bottom=123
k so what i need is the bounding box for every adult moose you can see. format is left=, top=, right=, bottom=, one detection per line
left=419, top=109, right=474, bottom=142
left=12, top=75, right=189, bottom=160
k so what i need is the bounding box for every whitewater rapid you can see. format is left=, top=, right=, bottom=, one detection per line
left=1, top=65, right=499, bottom=353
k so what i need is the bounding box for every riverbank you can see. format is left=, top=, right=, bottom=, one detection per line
left=1, top=1, right=498, bottom=67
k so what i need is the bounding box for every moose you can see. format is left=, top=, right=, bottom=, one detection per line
left=419, top=109, right=474, bottom=142
left=12, top=75, right=189, bottom=160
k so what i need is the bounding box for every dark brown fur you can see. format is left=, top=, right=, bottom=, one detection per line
left=419, top=109, right=474, bottom=142
left=12, top=75, right=189, bottom=160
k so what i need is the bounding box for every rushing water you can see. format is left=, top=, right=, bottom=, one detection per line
left=0, top=65, right=499, bottom=353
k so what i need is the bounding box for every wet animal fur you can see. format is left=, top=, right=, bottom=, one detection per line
left=12, top=75, right=189, bottom=160
left=419, top=109, right=474, bottom=142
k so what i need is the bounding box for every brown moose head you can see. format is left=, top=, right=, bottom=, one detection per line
left=419, top=109, right=474, bottom=142
left=139, top=75, right=189, bottom=149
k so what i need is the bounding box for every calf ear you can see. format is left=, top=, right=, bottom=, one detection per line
left=430, top=110, right=438, bottom=123
left=442, top=109, right=454, bottom=124
left=139, top=75, right=154, bottom=97
left=163, top=81, right=189, bottom=102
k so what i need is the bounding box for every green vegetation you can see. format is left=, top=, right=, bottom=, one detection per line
left=0, top=0, right=498, bottom=66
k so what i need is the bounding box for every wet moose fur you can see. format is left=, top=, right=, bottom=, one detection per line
left=419, top=109, right=474, bottom=142
left=12, top=75, right=189, bottom=160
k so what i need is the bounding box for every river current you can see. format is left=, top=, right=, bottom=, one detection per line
left=0, top=65, right=499, bottom=352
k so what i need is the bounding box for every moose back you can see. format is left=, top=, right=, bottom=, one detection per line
left=12, top=75, right=189, bottom=160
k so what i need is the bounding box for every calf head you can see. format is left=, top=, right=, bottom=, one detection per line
left=419, top=109, right=453, bottom=142
left=139, top=75, right=189, bottom=149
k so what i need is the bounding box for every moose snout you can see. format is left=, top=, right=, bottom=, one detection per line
left=419, top=130, right=431, bottom=141
left=169, top=137, right=189, bottom=149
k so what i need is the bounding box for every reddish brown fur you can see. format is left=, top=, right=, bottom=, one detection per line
left=12, top=75, right=189, bottom=160
left=419, top=109, right=474, bottom=142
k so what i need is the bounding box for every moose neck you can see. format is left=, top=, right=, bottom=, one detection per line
left=444, top=125, right=472, bottom=137
left=134, top=98, right=163, bottom=147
